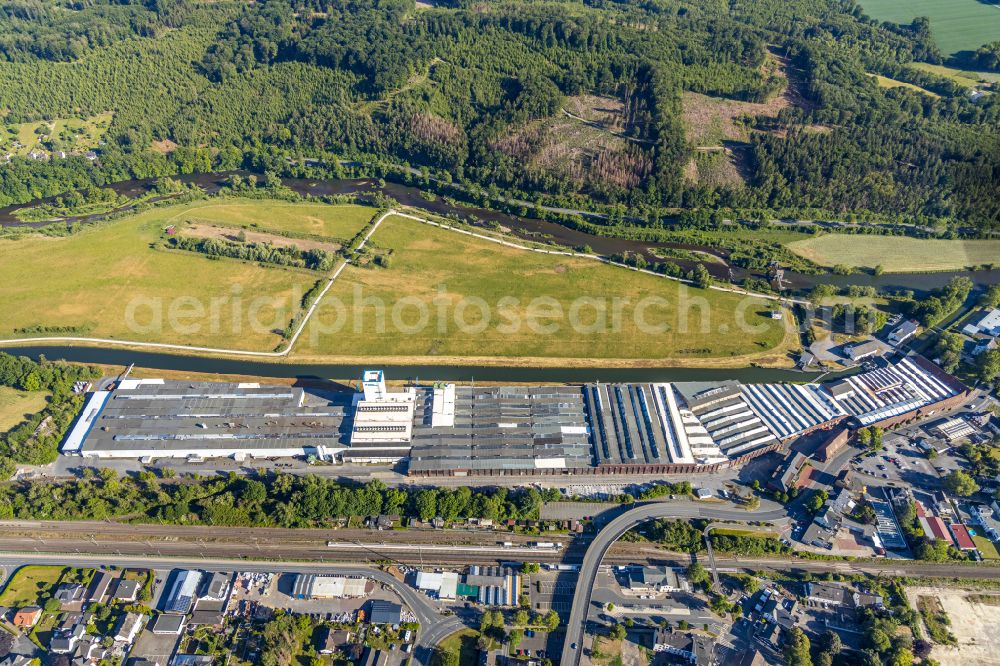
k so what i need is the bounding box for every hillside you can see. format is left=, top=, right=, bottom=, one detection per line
left=0, top=0, right=996, bottom=230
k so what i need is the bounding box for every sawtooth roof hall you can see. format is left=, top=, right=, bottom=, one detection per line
left=63, top=356, right=966, bottom=476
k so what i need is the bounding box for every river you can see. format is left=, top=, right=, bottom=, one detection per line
left=9, top=345, right=825, bottom=383
left=5, top=170, right=997, bottom=294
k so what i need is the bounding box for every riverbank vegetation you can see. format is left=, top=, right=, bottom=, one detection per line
left=0, top=353, right=100, bottom=467
left=0, top=0, right=995, bottom=236
left=301, top=215, right=794, bottom=365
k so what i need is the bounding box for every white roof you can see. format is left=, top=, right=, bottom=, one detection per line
left=61, top=391, right=111, bottom=454
left=308, top=576, right=369, bottom=598
left=415, top=572, right=444, bottom=591
left=431, top=384, right=456, bottom=428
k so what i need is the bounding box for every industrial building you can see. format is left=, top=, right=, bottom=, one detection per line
left=164, top=570, right=203, bottom=615
left=407, top=385, right=593, bottom=476
left=63, top=378, right=354, bottom=460
left=62, top=357, right=967, bottom=477
left=292, top=575, right=373, bottom=599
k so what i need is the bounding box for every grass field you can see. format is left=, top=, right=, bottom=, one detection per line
left=786, top=234, right=1000, bottom=272
left=436, top=629, right=481, bottom=666
left=869, top=74, right=939, bottom=97
left=0, top=200, right=375, bottom=350
left=0, top=566, right=68, bottom=607
left=298, top=215, right=795, bottom=366
left=1, top=112, right=112, bottom=157
left=858, top=0, right=1000, bottom=57
left=973, top=535, right=1000, bottom=560
left=908, top=62, right=1000, bottom=87
left=0, top=387, right=49, bottom=433
left=175, top=200, right=376, bottom=241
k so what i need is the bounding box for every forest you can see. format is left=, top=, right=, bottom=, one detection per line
left=0, top=0, right=996, bottom=230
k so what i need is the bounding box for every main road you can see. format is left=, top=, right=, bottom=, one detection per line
left=558, top=501, right=787, bottom=666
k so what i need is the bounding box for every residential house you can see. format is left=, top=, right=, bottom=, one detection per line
left=317, top=627, right=353, bottom=655
left=962, top=308, right=1000, bottom=337
left=112, top=578, right=141, bottom=602
left=888, top=320, right=919, bottom=346
left=805, top=582, right=882, bottom=610
left=85, top=571, right=113, bottom=604
left=12, top=607, right=41, bottom=628
left=972, top=505, right=1000, bottom=542
left=846, top=340, right=883, bottom=362
left=200, top=572, right=231, bottom=601
left=54, top=583, right=87, bottom=606
left=114, top=612, right=144, bottom=643
left=773, top=452, right=808, bottom=492
left=50, top=623, right=86, bottom=654
left=761, top=597, right=798, bottom=630
left=653, top=631, right=718, bottom=666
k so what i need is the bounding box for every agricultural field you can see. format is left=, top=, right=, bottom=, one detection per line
left=908, top=62, right=1000, bottom=87
left=173, top=200, right=376, bottom=242
left=858, top=0, right=1000, bottom=57
left=1, top=112, right=112, bottom=157
left=786, top=234, right=1000, bottom=272
left=869, top=74, right=939, bottom=97
left=0, top=386, right=49, bottom=433
left=0, top=199, right=375, bottom=350
left=298, top=215, right=795, bottom=366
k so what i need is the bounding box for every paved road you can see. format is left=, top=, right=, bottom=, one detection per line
left=559, top=501, right=787, bottom=666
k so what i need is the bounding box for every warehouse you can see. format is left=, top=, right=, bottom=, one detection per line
left=824, top=356, right=966, bottom=427
left=66, top=378, right=354, bottom=460
left=292, top=574, right=373, bottom=599
left=682, top=383, right=781, bottom=460
left=406, top=385, right=593, bottom=476
left=164, top=570, right=203, bottom=614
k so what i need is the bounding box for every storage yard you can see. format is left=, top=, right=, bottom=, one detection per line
left=63, top=355, right=968, bottom=477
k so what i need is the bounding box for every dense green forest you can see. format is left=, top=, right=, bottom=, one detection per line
left=0, top=0, right=996, bottom=229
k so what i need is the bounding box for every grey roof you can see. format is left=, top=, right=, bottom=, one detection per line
left=150, top=613, right=185, bottom=634
left=113, top=579, right=140, bottom=600
left=77, top=380, right=354, bottom=454
left=368, top=600, right=402, bottom=625
left=85, top=572, right=112, bottom=602
left=408, top=386, right=592, bottom=473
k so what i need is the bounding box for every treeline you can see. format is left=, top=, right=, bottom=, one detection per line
left=166, top=235, right=338, bottom=272
left=0, top=353, right=101, bottom=466
left=0, top=472, right=561, bottom=527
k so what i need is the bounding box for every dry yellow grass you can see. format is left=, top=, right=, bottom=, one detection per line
left=787, top=234, right=1000, bottom=272
left=0, top=200, right=377, bottom=350
left=0, top=387, right=49, bottom=432
left=297, top=215, right=796, bottom=365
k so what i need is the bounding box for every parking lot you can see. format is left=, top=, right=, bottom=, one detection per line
left=849, top=437, right=942, bottom=489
